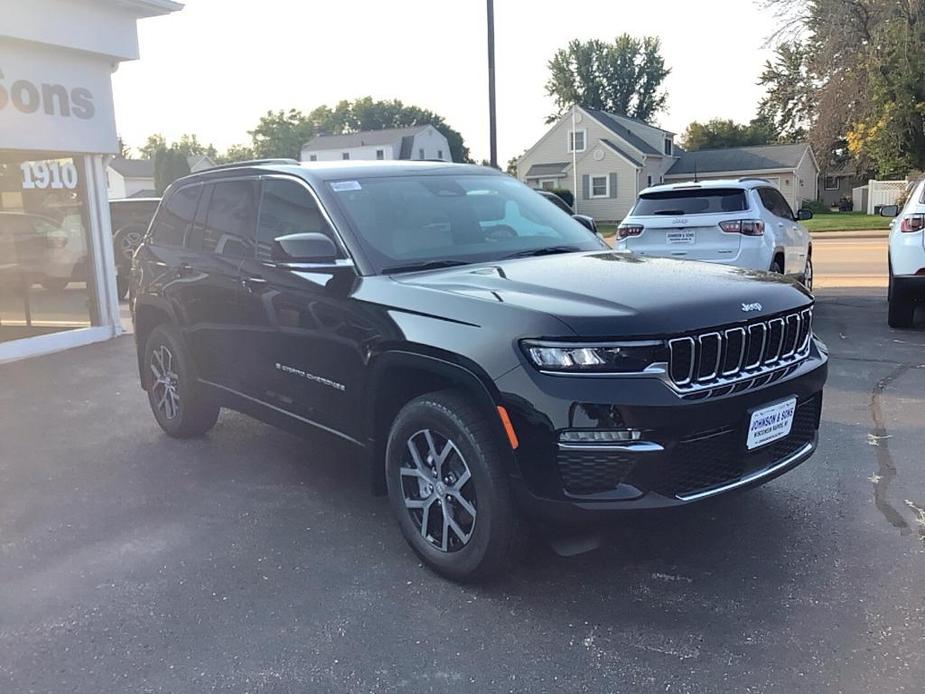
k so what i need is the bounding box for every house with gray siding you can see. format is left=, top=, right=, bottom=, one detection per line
left=516, top=105, right=678, bottom=221
left=517, top=106, right=820, bottom=221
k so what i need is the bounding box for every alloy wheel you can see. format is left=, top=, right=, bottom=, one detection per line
left=118, top=230, right=143, bottom=261
left=400, top=428, right=477, bottom=553
left=149, top=345, right=181, bottom=420
left=804, top=257, right=813, bottom=291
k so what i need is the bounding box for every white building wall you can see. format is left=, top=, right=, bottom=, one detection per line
left=107, top=168, right=127, bottom=199
left=411, top=127, right=451, bottom=161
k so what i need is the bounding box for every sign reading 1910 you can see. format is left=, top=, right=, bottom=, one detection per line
left=20, top=160, right=79, bottom=191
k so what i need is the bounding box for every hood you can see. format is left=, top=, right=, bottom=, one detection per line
left=392, top=251, right=812, bottom=338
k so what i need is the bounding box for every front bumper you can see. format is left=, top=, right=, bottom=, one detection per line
left=497, top=339, right=828, bottom=523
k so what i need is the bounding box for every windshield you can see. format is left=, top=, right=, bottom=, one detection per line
left=328, top=174, right=605, bottom=273
left=632, top=188, right=748, bottom=216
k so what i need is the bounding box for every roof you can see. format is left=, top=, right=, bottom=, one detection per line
left=102, top=0, right=184, bottom=17
left=600, top=139, right=643, bottom=168
left=303, top=126, right=433, bottom=152
left=109, top=158, right=154, bottom=178
left=582, top=108, right=663, bottom=156
left=667, top=143, right=811, bottom=176
left=642, top=178, right=786, bottom=194
left=525, top=162, right=570, bottom=178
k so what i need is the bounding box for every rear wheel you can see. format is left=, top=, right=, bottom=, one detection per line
left=385, top=391, right=525, bottom=582
left=143, top=324, right=219, bottom=437
left=770, top=256, right=785, bottom=275
left=888, top=262, right=915, bottom=328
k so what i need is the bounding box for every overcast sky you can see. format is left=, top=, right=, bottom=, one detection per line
left=112, top=0, right=780, bottom=163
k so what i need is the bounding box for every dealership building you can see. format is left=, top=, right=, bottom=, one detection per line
left=0, top=0, right=181, bottom=362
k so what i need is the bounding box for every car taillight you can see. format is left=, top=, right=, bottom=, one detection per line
left=900, top=214, right=925, bottom=232
left=719, top=219, right=765, bottom=236
left=617, top=224, right=644, bottom=239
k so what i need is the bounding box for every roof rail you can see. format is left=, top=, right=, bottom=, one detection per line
left=738, top=177, right=772, bottom=184
left=205, top=158, right=300, bottom=172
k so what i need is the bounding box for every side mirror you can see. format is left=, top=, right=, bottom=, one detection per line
left=271, top=232, right=339, bottom=264
left=879, top=205, right=900, bottom=217
left=796, top=209, right=814, bottom=221
left=573, top=214, right=598, bottom=234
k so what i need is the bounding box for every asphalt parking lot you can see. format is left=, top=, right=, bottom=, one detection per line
left=1, top=244, right=924, bottom=693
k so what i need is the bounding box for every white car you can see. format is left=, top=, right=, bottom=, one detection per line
left=616, top=179, right=814, bottom=289
left=884, top=178, right=925, bottom=328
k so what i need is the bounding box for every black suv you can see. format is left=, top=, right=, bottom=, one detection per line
left=131, top=160, right=828, bottom=580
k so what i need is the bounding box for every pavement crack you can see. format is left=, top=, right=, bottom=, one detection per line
left=868, top=363, right=925, bottom=545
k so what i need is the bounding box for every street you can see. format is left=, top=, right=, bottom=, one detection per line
left=1, top=246, right=924, bottom=693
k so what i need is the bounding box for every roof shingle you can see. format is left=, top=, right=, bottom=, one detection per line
left=667, top=143, right=810, bottom=176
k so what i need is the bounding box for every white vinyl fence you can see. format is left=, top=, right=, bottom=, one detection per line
left=866, top=179, right=908, bottom=214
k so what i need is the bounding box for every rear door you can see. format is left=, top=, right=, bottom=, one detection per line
left=624, top=187, right=745, bottom=262
left=757, top=187, right=804, bottom=273
left=171, top=178, right=260, bottom=389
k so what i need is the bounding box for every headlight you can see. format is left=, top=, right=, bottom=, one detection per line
left=521, top=340, right=668, bottom=373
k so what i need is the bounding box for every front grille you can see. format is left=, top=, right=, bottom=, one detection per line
left=668, top=308, right=813, bottom=398
left=558, top=449, right=637, bottom=495
left=646, top=395, right=820, bottom=499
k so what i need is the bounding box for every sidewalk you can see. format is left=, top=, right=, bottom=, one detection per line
left=811, top=229, right=889, bottom=240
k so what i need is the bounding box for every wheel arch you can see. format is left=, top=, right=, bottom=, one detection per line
left=133, top=298, right=178, bottom=389
left=364, top=349, right=513, bottom=495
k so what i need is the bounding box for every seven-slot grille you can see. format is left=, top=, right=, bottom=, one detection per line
left=668, top=308, right=812, bottom=391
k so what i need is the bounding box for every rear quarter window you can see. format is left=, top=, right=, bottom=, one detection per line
left=632, top=188, right=748, bottom=216
left=149, top=185, right=201, bottom=247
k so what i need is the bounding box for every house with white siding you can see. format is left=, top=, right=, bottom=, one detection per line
left=301, top=125, right=451, bottom=163
left=516, top=105, right=819, bottom=221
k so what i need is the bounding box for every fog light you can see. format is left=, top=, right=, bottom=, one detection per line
left=559, top=429, right=641, bottom=443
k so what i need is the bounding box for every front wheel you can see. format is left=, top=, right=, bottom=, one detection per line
left=143, top=324, right=219, bottom=437
left=385, top=391, right=526, bottom=582
left=801, top=255, right=813, bottom=292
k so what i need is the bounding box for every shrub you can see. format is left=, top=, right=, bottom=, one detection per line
left=802, top=199, right=832, bottom=214
left=550, top=188, right=574, bottom=208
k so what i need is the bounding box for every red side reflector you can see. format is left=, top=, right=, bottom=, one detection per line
left=497, top=406, right=519, bottom=450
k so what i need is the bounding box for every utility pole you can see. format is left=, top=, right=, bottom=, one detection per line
left=487, top=0, right=498, bottom=168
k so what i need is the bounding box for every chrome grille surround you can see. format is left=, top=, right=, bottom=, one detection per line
left=667, top=308, right=813, bottom=399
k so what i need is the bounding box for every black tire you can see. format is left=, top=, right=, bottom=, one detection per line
left=801, top=255, right=813, bottom=292
left=143, top=324, right=219, bottom=438
left=888, top=262, right=915, bottom=329
left=116, top=273, right=130, bottom=300
left=385, top=391, right=526, bottom=582
left=41, top=277, right=69, bottom=291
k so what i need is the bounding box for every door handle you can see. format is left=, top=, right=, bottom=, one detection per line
left=241, top=275, right=268, bottom=292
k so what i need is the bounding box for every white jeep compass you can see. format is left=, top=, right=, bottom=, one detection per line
left=885, top=177, right=925, bottom=328
left=616, top=179, right=814, bottom=289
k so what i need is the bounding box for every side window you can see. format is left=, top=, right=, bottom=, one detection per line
left=150, top=185, right=201, bottom=247
left=257, top=179, right=334, bottom=261
left=758, top=188, right=793, bottom=220
left=200, top=180, right=259, bottom=258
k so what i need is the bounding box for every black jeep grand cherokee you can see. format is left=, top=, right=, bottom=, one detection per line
left=131, top=160, right=827, bottom=580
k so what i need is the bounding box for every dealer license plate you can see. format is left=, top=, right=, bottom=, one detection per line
left=747, top=397, right=796, bottom=450
left=666, top=229, right=695, bottom=244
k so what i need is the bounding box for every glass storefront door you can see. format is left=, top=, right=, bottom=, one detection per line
left=0, top=153, right=98, bottom=344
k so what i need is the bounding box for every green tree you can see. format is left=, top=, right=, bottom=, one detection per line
left=247, top=98, right=471, bottom=163
left=154, top=146, right=191, bottom=195
left=762, top=0, right=925, bottom=176
left=216, top=143, right=256, bottom=164
left=138, top=133, right=166, bottom=160
left=545, top=35, right=670, bottom=123
left=680, top=117, right=779, bottom=151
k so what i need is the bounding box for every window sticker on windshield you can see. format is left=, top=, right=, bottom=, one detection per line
left=331, top=180, right=362, bottom=192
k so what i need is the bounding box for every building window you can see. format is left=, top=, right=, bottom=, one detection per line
left=342, top=153, right=350, bottom=160
left=376, top=149, right=384, bottom=160
left=647, top=175, right=653, bottom=188
left=1, top=156, right=97, bottom=345
left=540, top=179, right=556, bottom=190
left=568, top=129, right=587, bottom=153
left=419, top=148, right=425, bottom=159
left=824, top=175, right=839, bottom=190
left=664, top=138, right=673, bottom=156
left=309, top=155, right=317, bottom=162
left=590, top=175, right=609, bottom=198
left=437, top=149, right=443, bottom=160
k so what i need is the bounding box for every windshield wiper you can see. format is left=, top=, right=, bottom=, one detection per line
left=503, top=245, right=582, bottom=260
left=382, top=259, right=471, bottom=275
